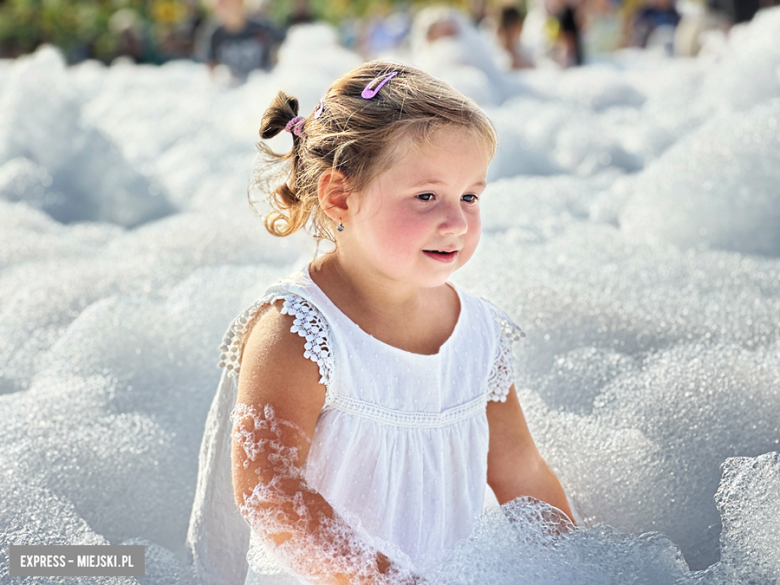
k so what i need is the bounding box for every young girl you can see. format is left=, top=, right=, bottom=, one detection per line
left=187, top=61, right=574, bottom=585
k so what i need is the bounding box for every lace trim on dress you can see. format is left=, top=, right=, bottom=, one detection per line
left=329, top=394, right=486, bottom=428
left=486, top=303, right=525, bottom=403
left=280, top=294, right=334, bottom=391
left=219, top=293, right=334, bottom=403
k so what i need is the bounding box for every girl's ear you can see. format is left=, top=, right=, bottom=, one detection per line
left=317, top=169, right=352, bottom=222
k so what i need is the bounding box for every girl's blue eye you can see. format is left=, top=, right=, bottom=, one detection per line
left=462, top=194, right=479, bottom=203
left=417, top=193, right=434, bottom=201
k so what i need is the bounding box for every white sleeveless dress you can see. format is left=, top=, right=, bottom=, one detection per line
left=186, top=267, right=523, bottom=585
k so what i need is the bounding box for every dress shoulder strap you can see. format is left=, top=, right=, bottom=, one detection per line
left=218, top=270, right=335, bottom=404
left=483, top=300, right=525, bottom=403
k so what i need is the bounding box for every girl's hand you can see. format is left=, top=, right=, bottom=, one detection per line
left=486, top=385, right=576, bottom=525
left=376, top=552, right=428, bottom=585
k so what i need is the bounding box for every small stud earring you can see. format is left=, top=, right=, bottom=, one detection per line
left=337, top=221, right=344, bottom=232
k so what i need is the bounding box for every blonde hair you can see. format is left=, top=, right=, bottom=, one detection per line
left=252, top=61, right=497, bottom=242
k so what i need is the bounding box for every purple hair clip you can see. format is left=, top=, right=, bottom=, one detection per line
left=361, top=71, right=398, bottom=99
left=285, top=116, right=305, bottom=136
left=314, top=99, right=325, bottom=119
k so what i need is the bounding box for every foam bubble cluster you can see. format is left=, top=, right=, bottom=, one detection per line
left=619, top=99, right=780, bottom=255
left=430, top=457, right=780, bottom=585
left=1, top=8, right=780, bottom=584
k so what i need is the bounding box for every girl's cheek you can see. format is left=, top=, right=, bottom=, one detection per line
left=386, top=210, right=426, bottom=239
left=467, top=212, right=481, bottom=238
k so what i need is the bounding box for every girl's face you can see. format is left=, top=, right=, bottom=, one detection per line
left=340, top=126, right=490, bottom=290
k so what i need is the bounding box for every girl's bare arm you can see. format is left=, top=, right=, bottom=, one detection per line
left=486, top=385, right=575, bottom=524
left=232, top=301, right=413, bottom=584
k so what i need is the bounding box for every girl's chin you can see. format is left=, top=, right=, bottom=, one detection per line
left=414, top=266, right=464, bottom=289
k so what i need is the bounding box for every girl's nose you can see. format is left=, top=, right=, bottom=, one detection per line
left=438, top=202, right=469, bottom=236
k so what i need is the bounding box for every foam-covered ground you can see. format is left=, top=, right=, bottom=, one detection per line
left=1, top=9, right=779, bottom=584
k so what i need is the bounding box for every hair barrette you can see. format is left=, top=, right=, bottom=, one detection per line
left=314, top=99, right=325, bottom=119
left=285, top=116, right=305, bottom=136
left=361, top=71, right=398, bottom=99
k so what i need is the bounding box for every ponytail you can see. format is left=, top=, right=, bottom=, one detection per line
left=254, top=92, right=313, bottom=238
left=259, top=92, right=299, bottom=140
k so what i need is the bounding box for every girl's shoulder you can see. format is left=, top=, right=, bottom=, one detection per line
left=452, top=286, right=525, bottom=344
left=480, top=296, right=525, bottom=343
left=219, top=267, right=334, bottom=386
left=453, top=290, right=525, bottom=404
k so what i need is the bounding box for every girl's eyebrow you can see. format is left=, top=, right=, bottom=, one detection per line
left=408, top=179, right=487, bottom=188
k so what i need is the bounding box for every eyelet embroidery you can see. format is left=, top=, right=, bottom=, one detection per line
left=486, top=304, right=525, bottom=403
left=219, top=293, right=334, bottom=399
left=280, top=295, right=333, bottom=389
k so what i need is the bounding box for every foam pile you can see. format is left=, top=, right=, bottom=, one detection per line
left=0, top=49, right=175, bottom=226
left=1, top=8, right=780, bottom=585
left=619, top=100, right=780, bottom=255
left=431, top=454, right=780, bottom=584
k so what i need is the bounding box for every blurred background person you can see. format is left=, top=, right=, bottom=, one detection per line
left=497, top=4, right=535, bottom=68
left=107, top=8, right=150, bottom=63
left=286, top=0, right=315, bottom=27
left=546, top=0, right=584, bottom=66
left=196, top=0, right=284, bottom=83
left=158, top=0, right=207, bottom=60
left=709, top=0, right=762, bottom=22
left=580, top=0, right=623, bottom=60
left=359, top=3, right=411, bottom=59
left=471, top=0, right=492, bottom=24
left=409, top=5, right=516, bottom=103
left=628, top=0, right=681, bottom=53
left=674, top=0, right=734, bottom=57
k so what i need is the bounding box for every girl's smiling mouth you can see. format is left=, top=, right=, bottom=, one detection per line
left=423, top=249, right=459, bottom=262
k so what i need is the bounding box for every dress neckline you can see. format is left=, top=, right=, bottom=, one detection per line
left=303, top=264, right=464, bottom=359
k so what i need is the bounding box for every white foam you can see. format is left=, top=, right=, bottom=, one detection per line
left=619, top=99, right=780, bottom=255
left=1, top=10, right=780, bottom=583
left=0, top=48, right=175, bottom=226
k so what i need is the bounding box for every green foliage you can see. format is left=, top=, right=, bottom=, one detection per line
left=0, top=0, right=121, bottom=60
left=0, top=0, right=177, bottom=61
left=267, top=0, right=471, bottom=26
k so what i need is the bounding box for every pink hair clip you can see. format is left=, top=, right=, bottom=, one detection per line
left=285, top=116, right=305, bottom=136
left=361, top=71, right=398, bottom=99
left=314, top=99, right=325, bottom=119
